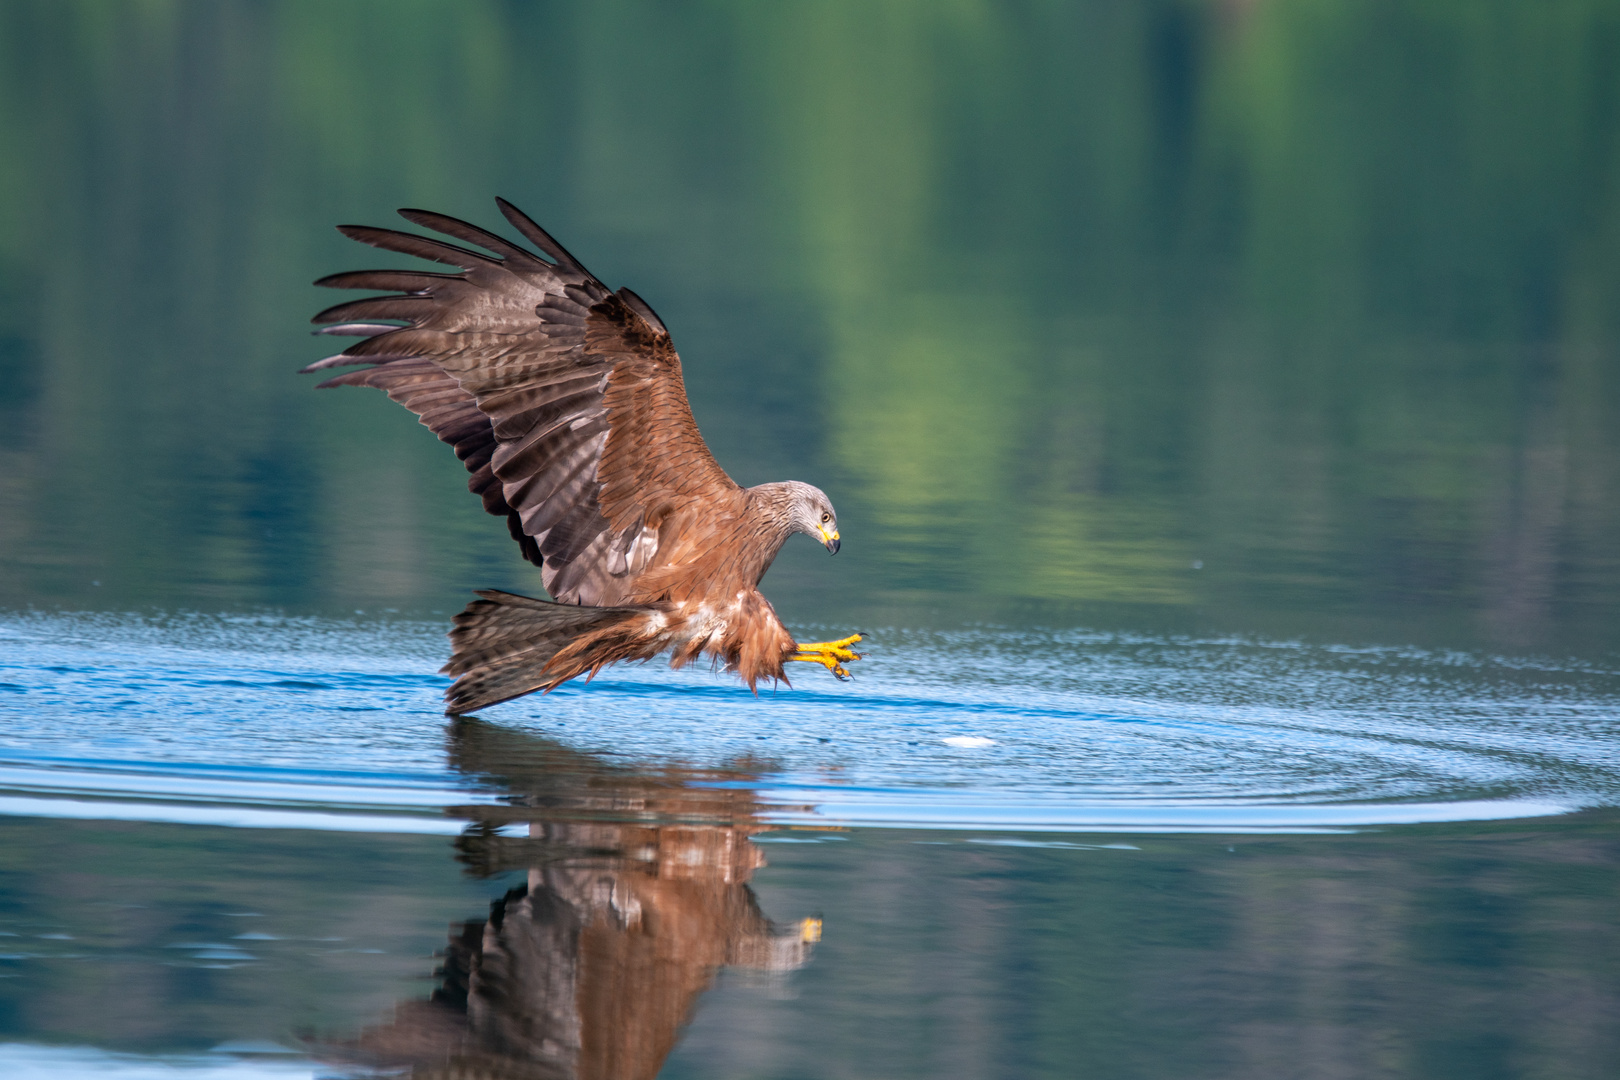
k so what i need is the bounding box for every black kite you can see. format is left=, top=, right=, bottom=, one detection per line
left=302, top=200, right=863, bottom=713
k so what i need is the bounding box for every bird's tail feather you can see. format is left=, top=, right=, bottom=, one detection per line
left=441, top=590, right=655, bottom=714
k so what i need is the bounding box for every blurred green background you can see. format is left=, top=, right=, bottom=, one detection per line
left=2, top=0, right=1618, bottom=654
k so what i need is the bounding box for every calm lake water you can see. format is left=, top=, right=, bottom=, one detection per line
left=1, top=2, right=1619, bottom=1077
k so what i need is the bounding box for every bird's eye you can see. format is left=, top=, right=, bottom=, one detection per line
left=821, top=512, right=831, bottom=523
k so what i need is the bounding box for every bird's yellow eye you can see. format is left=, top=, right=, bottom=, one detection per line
left=821, top=512, right=831, bottom=523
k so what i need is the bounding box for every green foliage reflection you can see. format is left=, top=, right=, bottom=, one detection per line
left=0, top=0, right=1617, bottom=651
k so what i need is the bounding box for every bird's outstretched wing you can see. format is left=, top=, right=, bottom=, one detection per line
left=303, top=200, right=739, bottom=605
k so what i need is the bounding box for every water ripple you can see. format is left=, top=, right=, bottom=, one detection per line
left=1, top=611, right=1616, bottom=833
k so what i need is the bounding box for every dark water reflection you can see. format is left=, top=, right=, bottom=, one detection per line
left=334, top=721, right=817, bottom=1080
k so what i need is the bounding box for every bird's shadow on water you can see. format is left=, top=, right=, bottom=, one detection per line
left=313, top=717, right=820, bottom=1079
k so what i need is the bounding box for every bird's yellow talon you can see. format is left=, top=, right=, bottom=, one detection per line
left=796, top=633, right=863, bottom=652
left=788, top=632, right=866, bottom=680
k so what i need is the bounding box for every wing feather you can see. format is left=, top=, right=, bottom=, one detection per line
left=306, top=201, right=739, bottom=605
left=335, top=224, right=491, bottom=269
left=544, top=498, right=613, bottom=566
left=314, top=321, right=407, bottom=337
left=495, top=197, right=592, bottom=274
left=311, top=295, right=441, bottom=325
left=313, top=270, right=460, bottom=292
left=504, top=429, right=608, bottom=533
left=395, top=208, right=548, bottom=267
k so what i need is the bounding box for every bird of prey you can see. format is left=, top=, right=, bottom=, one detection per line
left=301, top=199, right=863, bottom=714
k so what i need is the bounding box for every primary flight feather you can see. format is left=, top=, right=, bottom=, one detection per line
left=302, top=199, right=863, bottom=713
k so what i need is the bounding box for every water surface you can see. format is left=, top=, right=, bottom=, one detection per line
left=5, top=612, right=1615, bottom=833
left=2, top=613, right=1618, bottom=1077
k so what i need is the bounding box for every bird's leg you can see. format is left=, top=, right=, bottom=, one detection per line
left=788, top=633, right=865, bottom=681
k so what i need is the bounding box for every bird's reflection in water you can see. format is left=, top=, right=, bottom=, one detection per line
left=338, top=718, right=819, bottom=1080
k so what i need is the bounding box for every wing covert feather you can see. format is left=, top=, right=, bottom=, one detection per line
left=587, top=295, right=737, bottom=533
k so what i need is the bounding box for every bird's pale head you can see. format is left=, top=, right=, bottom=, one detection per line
left=781, top=481, right=841, bottom=554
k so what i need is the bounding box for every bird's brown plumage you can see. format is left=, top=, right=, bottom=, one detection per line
left=304, top=200, right=855, bottom=713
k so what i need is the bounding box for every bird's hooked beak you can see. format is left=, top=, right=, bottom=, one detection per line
left=819, top=526, right=841, bottom=555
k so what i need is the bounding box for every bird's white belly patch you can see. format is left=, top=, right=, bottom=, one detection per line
left=671, top=600, right=739, bottom=648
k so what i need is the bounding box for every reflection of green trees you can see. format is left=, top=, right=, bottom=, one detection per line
left=664, top=814, right=1620, bottom=1080
left=1, top=0, right=1617, bottom=646
left=0, top=815, right=493, bottom=1051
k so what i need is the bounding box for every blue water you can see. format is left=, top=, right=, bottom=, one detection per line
left=0, top=1044, right=317, bottom=1080
left=2, top=610, right=1618, bottom=1078
left=4, top=611, right=1614, bottom=834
